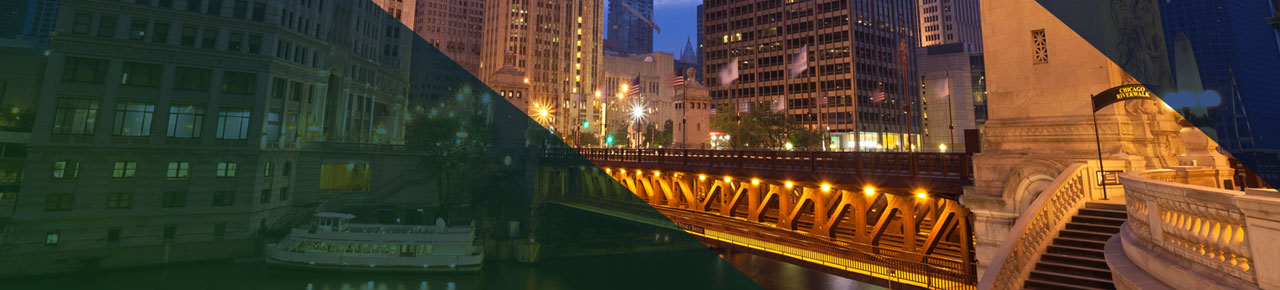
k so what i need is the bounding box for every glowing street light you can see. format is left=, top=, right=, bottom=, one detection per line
left=939, top=144, right=948, bottom=152
left=863, top=186, right=876, bottom=196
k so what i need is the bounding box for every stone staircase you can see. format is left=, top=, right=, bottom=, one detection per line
left=1024, top=202, right=1127, bottom=290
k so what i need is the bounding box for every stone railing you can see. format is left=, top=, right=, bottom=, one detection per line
left=1114, top=168, right=1275, bottom=289
left=978, top=163, right=1092, bottom=290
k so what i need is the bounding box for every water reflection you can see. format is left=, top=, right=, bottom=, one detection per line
left=0, top=250, right=880, bottom=290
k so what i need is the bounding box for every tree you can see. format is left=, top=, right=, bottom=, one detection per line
left=405, top=97, right=494, bottom=221
left=710, top=104, right=791, bottom=149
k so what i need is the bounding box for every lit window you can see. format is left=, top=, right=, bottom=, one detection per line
left=166, top=162, right=190, bottom=179
left=45, top=232, right=60, bottom=246
left=53, top=161, right=79, bottom=179
left=112, top=161, right=137, bottom=179
left=216, top=162, right=238, bottom=177
left=113, top=102, right=155, bottom=137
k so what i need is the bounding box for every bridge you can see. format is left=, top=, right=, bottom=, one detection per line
left=539, top=147, right=978, bottom=289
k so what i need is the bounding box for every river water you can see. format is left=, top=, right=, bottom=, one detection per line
left=0, top=250, right=885, bottom=290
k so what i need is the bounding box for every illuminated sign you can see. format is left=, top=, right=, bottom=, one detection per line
left=1092, top=84, right=1156, bottom=112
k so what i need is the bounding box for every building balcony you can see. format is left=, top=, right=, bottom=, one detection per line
left=1109, top=167, right=1280, bottom=290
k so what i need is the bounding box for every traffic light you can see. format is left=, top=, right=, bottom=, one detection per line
left=582, top=120, right=590, bottom=129
left=606, top=135, right=614, bottom=145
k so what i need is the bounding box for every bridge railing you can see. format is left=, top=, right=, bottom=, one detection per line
left=551, top=147, right=973, bottom=184
left=1115, top=167, right=1278, bottom=289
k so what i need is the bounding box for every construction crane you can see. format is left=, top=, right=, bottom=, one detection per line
left=618, top=1, right=661, bottom=34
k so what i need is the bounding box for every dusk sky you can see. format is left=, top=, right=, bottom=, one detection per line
left=607, top=0, right=701, bottom=56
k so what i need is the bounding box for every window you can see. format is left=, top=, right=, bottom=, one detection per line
left=61, top=57, right=109, bottom=83
left=45, top=232, right=60, bottom=246
left=207, top=0, right=222, bottom=16
left=221, top=72, right=257, bottom=95
left=112, top=161, right=137, bottom=179
left=107, top=228, right=121, bottom=243
left=201, top=28, right=217, bottom=49
left=216, top=162, right=237, bottom=177
left=263, top=162, right=272, bottom=177
left=98, top=15, right=117, bottom=37
left=163, top=225, right=176, bottom=240
left=213, top=222, right=226, bottom=238
left=44, top=194, right=74, bottom=211
left=129, top=19, right=147, bottom=40
left=52, top=99, right=99, bottom=135
left=162, top=192, right=186, bottom=208
left=215, top=108, right=250, bottom=140
left=173, top=67, right=211, bottom=91
left=251, top=3, right=265, bottom=21
left=212, top=191, right=233, bottom=206
left=53, top=161, right=79, bottom=179
left=233, top=0, right=247, bottom=18
left=278, top=187, right=289, bottom=201
left=106, top=192, right=132, bottom=209
left=180, top=25, right=197, bottom=46
left=120, top=62, right=162, bottom=87
left=166, top=162, right=190, bottom=179
left=228, top=31, right=243, bottom=51
left=1032, top=29, right=1048, bottom=64
left=167, top=105, right=204, bottom=138
left=282, top=162, right=291, bottom=176
left=113, top=102, right=154, bottom=136
left=152, top=22, right=170, bottom=43
left=259, top=189, right=270, bottom=203
left=72, top=13, right=92, bottom=34
left=246, top=34, right=262, bottom=54
left=187, top=0, right=202, bottom=12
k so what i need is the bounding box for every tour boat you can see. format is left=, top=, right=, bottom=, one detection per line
left=265, top=212, right=484, bottom=272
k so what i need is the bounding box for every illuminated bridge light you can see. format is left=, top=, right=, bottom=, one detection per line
left=821, top=183, right=832, bottom=192
left=723, top=176, right=732, bottom=182
left=605, top=168, right=611, bottom=173
left=915, top=191, right=929, bottom=199
left=653, top=171, right=661, bottom=176
left=784, top=181, right=794, bottom=188
left=863, top=186, right=876, bottom=196
left=621, top=169, right=626, bottom=174
left=751, top=178, right=760, bottom=185
left=698, top=174, right=707, bottom=181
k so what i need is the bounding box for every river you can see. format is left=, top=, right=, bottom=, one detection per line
left=0, top=250, right=886, bottom=290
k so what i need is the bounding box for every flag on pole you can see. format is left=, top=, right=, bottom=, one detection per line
left=872, top=84, right=886, bottom=103
left=817, top=91, right=829, bottom=107
left=671, top=74, right=685, bottom=88
left=789, top=45, right=809, bottom=79
left=718, top=57, right=740, bottom=86
left=627, top=76, right=642, bottom=99
left=738, top=101, right=749, bottom=113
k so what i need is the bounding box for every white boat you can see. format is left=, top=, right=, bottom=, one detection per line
left=265, top=213, right=484, bottom=272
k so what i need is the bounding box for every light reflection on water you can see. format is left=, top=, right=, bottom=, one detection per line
left=0, top=250, right=880, bottom=290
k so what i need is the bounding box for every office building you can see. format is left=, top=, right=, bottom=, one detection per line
left=918, top=43, right=984, bottom=152
left=606, top=0, right=653, bottom=55
left=701, top=0, right=922, bottom=151
left=412, top=0, right=483, bottom=76
left=917, top=0, right=981, bottom=50
left=0, top=0, right=416, bottom=278
left=479, top=0, right=603, bottom=136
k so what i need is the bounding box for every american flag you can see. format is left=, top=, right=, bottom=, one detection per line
left=671, top=74, right=685, bottom=88
left=817, top=91, right=829, bottom=107
left=628, top=76, right=642, bottom=99
left=872, top=85, right=886, bottom=103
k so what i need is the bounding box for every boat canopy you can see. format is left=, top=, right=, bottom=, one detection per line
left=315, top=212, right=356, bottom=220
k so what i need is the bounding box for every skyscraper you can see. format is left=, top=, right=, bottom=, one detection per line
left=917, top=0, right=981, bottom=51
left=701, top=0, right=922, bottom=151
left=606, top=0, right=654, bottom=55
left=412, top=0, right=484, bottom=76
left=480, top=0, right=603, bottom=137
left=1159, top=0, right=1280, bottom=152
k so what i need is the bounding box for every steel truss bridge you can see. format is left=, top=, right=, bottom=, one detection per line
left=539, top=147, right=978, bottom=289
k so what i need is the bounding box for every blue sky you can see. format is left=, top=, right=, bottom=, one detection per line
left=607, top=0, right=701, bottom=56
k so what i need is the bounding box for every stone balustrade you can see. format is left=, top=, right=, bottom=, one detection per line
left=978, top=163, right=1093, bottom=290
left=1110, top=167, right=1280, bottom=290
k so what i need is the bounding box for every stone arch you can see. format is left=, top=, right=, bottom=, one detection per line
left=1000, top=159, right=1066, bottom=214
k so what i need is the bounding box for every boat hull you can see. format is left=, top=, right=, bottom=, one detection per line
left=264, top=247, right=484, bottom=273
